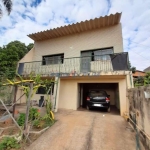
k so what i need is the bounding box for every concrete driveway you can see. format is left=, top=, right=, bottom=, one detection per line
left=27, top=108, right=144, bottom=150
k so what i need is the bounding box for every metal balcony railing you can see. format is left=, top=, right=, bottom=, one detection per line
left=17, top=53, right=129, bottom=77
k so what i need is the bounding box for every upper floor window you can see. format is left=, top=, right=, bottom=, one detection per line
left=81, top=48, right=113, bottom=61
left=42, top=53, right=64, bottom=65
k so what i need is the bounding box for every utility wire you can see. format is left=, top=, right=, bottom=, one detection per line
left=125, top=48, right=150, bottom=62
left=124, top=42, right=150, bottom=70
left=124, top=39, right=150, bottom=61
left=123, top=38, right=150, bottom=48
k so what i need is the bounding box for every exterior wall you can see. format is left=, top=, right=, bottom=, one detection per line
left=16, top=87, right=26, bottom=104
left=126, top=72, right=134, bottom=113
left=114, top=85, right=120, bottom=109
left=16, top=89, right=56, bottom=106
left=16, top=77, right=57, bottom=111
left=16, top=88, right=55, bottom=105
left=19, top=47, right=35, bottom=63
left=15, top=71, right=133, bottom=117
left=16, top=87, right=46, bottom=104
left=126, top=72, right=134, bottom=89
left=58, top=80, right=78, bottom=110
left=33, top=24, right=123, bottom=61
left=0, top=86, right=13, bottom=104
left=18, top=24, right=123, bottom=75
left=58, top=73, right=129, bottom=116
left=128, top=86, right=150, bottom=149
left=107, top=89, right=115, bottom=105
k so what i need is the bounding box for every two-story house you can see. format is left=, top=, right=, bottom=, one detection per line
left=17, top=12, right=133, bottom=116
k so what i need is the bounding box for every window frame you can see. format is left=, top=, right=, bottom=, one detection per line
left=81, top=47, right=113, bottom=61
left=42, top=53, right=64, bottom=65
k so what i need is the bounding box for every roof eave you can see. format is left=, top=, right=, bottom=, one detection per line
left=28, top=12, right=122, bottom=41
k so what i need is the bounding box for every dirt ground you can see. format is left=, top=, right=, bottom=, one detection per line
left=27, top=108, right=144, bottom=150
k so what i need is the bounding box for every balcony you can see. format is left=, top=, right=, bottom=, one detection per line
left=17, top=52, right=129, bottom=77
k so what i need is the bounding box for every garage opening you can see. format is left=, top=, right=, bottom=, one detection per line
left=78, top=83, right=120, bottom=115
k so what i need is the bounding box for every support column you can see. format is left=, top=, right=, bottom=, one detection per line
left=119, top=79, right=127, bottom=116
left=13, top=85, right=18, bottom=117
left=53, top=77, right=60, bottom=112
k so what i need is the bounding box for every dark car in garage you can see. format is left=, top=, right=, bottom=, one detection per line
left=86, top=90, right=110, bottom=112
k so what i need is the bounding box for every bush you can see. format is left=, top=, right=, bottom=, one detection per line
left=0, top=137, right=20, bottom=150
left=17, top=113, right=25, bottom=126
left=29, top=108, right=40, bottom=121
left=33, top=119, right=42, bottom=128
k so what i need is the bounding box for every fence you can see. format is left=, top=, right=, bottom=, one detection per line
left=20, top=57, right=113, bottom=76
left=128, top=85, right=150, bottom=149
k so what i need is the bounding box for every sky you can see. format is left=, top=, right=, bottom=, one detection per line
left=0, top=0, right=150, bottom=71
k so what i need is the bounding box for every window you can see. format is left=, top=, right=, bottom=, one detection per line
left=89, top=90, right=107, bottom=97
left=36, top=87, right=46, bottom=94
left=36, top=83, right=54, bottom=95
left=42, top=53, right=64, bottom=65
left=94, top=49, right=113, bottom=61
left=81, top=48, right=113, bottom=61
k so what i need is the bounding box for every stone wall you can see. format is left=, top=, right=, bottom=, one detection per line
left=128, top=85, right=150, bottom=149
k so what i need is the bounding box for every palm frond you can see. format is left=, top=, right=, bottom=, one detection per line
left=0, top=7, right=2, bottom=17
left=2, top=0, right=12, bottom=15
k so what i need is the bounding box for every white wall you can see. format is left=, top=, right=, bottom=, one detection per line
left=19, top=47, right=34, bottom=63
left=19, top=24, right=123, bottom=75
left=58, top=76, right=127, bottom=116
left=33, top=24, right=123, bottom=61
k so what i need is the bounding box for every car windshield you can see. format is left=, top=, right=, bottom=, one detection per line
left=89, top=91, right=106, bottom=97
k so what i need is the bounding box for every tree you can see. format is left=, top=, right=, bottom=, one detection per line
left=131, top=67, right=136, bottom=73
left=144, top=72, right=150, bottom=85
left=134, top=72, right=150, bottom=87
left=0, top=48, right=18, bottom=78
left=27, top=43, right=34, bottom=52
left=0, top=0, right=13, bottom=18
left=6, top=41, right=28, bottom=59
left=134, top=76, right=144, bottom=87
left=0, top=40, right=33, bottom=79
left=129, top=61, right=136, bottom=73
left=0, top=40, right=34, bottom=104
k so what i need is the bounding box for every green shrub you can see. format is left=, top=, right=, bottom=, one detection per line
left=17, top=113, right=25, bottom=126
left=42, top=114, right=55, bottom=127
left=29, top=108, right=40, bottom=121
left=0, top=137, right=20, bottom=150
left=33, top=120, right=42, bottom=128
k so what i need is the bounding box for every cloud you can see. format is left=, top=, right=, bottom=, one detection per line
left=0, top=0, right=150, bottom=70
left=108, top=0, right=150, bottom=70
